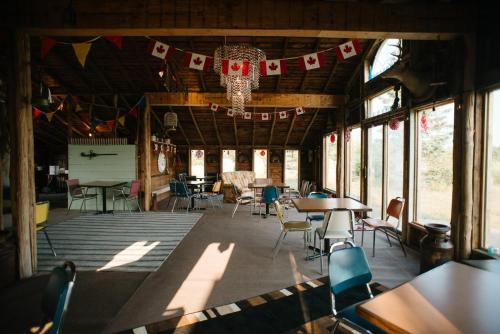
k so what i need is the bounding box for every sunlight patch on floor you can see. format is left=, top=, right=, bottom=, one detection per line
left=98, top=241, right=160, bottom=271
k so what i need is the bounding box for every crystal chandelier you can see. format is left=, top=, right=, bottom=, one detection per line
left=214, top=45, right=266, bottom=115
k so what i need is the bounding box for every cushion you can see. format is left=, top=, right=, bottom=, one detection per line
left=284, top=221, right=311, bottom=230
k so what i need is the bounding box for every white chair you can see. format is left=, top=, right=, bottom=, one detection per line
left=313, top=209, right=355, bottom=273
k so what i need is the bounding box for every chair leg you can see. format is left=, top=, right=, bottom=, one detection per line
left=272, top=230, right=286, bottom=258
left=372, top=228, right=377, bottom=257
left=361, top=221, right=365, bottom=246
left=43, top=230, right=57, bottom=257
left=171, top=198, right=178, bottom=213
left=67, top=198, right=74, bottom=215
left=319, top=236, right=324, bottom=274
left=383, top=229, right=393, bottom=247
left=232, top=200, right=240, bottom=218
left=397, top=234, right=407, bottom=257
left=112, top=195, right=116, bottom=214
left=126, top=199, right=132, bottom=213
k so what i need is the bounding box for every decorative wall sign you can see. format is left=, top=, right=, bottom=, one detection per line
left=158, top=152, right=167, bottom=173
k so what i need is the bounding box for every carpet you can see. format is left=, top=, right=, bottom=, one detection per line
left=37, top=212, right=203, bottom=272
left=119, top=277, right=387, bottom=334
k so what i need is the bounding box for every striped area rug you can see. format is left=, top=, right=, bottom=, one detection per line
left=37, top=212, right=203, bottom=273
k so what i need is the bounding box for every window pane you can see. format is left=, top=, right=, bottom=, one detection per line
left=368, top=89, right=400, bottom=118
left=387, top=122, right=405, bottom=228
left=253, top=149, right=268, bottom=178
left=348, top=128, right=361, bottom=200
left=369, top=39, right=401, bottom=80
left=190, top=150, right=205, bottom=177
left=324, top=134, right=337, bottom=191
left=368, top=126, right=383, bottom=219
left=284, top=150, right=299, bottom=190
left=417, top=103, right=454, bottom=225
left=222, top=149, right=236, bottom=173
left=485, top=89, right=500, bottom=249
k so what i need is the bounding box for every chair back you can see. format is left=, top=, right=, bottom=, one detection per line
left=169, top=178, right=177, bottom=194
left=128, top=180, right=140, bottom=199
left=307, top=191, right=328, bottom=199
left=321, top=209, right=354, bottom=238
left=328, top=241, right=372, bottom=296
left=36, top=201, right=50, bottom=226
left=254, top=178, right=271, bottom=185
left=299, top=180, right=310, bottom=196
left=386, top=197, right=405, bottom=222
left=212, top=180, right=222, bottom=193
left=232, top=183, right=242, bottom=198
left=177, top=182, right=191, bottom=197
left=66, top=179, right=82, bottom=196
left=262, top=186, right=279, bottom=204
left=41, top=261, right=76, bottom=334
left=178, top=173, right=187, bottom=182
left=274, top=200, right=285, bottom=225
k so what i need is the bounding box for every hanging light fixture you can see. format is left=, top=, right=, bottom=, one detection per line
left=213, top=45, right=266, bottom=116
left=164, top=111, right=178, bottom=131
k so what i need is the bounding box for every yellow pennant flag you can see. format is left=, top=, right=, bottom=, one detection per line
left=75, top=103, right=83, bottom=112
left=72, top=43, right=92, bottom=67
left=117, top=115, right=126, bottom=127
left=45, top=112, right=55, bottom=122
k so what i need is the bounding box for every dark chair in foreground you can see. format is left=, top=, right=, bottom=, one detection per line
left=329, top=241, right=385, bottom=334
left=112, top=180, right=142, bottom=213
left=41, top=261, right=76, bottom=334
left=66, top=179, right=98, bottom=214
left=36, top=201, right=57, bottom=257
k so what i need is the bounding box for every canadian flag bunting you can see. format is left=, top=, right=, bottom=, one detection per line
left=295, top=107, right=305, bottom=116
left=259, top=59, right=287, bottom=76
left=227, top=109, right=234, bottom=117
left=261, top=113, right=270, bottom=121
left=244, top=112, right=252, bottom=120
left=222, top=59, right=249, bottom=76
left=149, top=40, right=175, bottom=60
left=208, top=102, right=219, bottom=112
left=184, top=52, right=212, bottom=71
left=299, top=52, right=326, bottom=71
left=335, top=40, right=362, bottom=60
left=279, top=111, right=288, bottom=119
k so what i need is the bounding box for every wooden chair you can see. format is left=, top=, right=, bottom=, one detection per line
left=112, top=180, right=142, bottom=213
left=36, top=201, right=56, bottom=257
left=361, top=197, right=406, bottom=257
left=66, top=179, right=98, bottom=214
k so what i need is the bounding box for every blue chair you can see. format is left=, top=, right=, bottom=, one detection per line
left=41, top=261, right=76, bottom=334
left=329, top=241, right=385, bottom=334
left=172, top=180, right=195, bottom=212
left=260, top=185, right=280, bottom=216
left=306, top=192, right=328, bottom=223
left=168, top=179, right=178, bottom=212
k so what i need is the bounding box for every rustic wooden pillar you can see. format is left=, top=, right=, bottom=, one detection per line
left=9, top=31, right=36, bottom=277
left=142, top=96, right=152, bottom=211
left=336, top=107, right=345, bottom=198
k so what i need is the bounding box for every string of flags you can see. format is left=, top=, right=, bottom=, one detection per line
left=208, top=102, right=306, bottom=120
left=39, top=35, right=362, bottom=74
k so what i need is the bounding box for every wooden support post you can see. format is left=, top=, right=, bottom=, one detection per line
left=142, top=96, right=152, bottom=211
left=336, top=108, right=345, bottom=198
left=9, top=31, right=36, bottom=277
left=212, top=110, right=222, bottom=146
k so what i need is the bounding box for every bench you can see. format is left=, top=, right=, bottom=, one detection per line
left=151, top=185, right=170, bottom=211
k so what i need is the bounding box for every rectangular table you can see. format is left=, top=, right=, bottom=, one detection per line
left=80, top=180, right=127, bottom=213
left=357, top=261, right=500, bottom=334
left=292, top=198, right=372, bottom=213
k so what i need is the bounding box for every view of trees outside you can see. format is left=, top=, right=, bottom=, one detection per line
left=368, top=125, right=383, bottom=219
left=222, top=149, right=236, bottom=173
left=284, top=150, right=299, bottom=190
left=253, top=149, right=268, bottom=178
left=387, top=122, right=405, bottom=225
left=324, top=134, right=337, bottom=191
left=417, top=103, right=454, bottom=225
left=485, top=89, right=500, bottom=248
left=368, top=89, right=400, bottom=118
left=190, top=150, right=205, bottom=177
left=348, top=128, right=361, bottom=200
left=368, top=39, right=402, bottom=80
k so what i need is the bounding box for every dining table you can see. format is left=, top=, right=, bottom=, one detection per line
left=248, top=182, right=290, bottom=217
left=80, top=180, right=127, bottom=213
left=185, top=180, right=214, bottom=210
left=356, top=261, right=500, bottom=334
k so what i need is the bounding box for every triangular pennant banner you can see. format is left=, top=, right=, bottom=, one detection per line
left=227, top=109, right=234, bottom=117
left=208, top=102, right=219, bottom=112
left=40, top=37, right=56, bottom=59
left=75, top=103, right=83, bottom=112
left=72, top=43, right=92, bottom=67
left=261, top=113, right=270, bottom=121
left=104, top=36, right=123, bottom=49
left=118, top=115, right=126, bottom=127
left=32, top=107, right=43, bottom=120
left=106, top=120, right=115, bottom=130
left=244, top=112, right=252, bottom=120
left=279, top=111, right=288, bottom=119
left=295, top=107, right=305, bottom=116
left=45, top=112, right=55, bottom=122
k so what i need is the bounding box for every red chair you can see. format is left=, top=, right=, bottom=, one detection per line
left=66, top=179, right=98, bottom=214
left=112, top=180, right=142, bottom=213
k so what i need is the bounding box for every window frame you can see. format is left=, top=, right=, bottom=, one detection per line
left=366, top=86, right=400, bottom=119
left=189, top=149, right=205, bottom=177
left=345, top=126, right=362, bottom=200
left=221, top=149, right=237, bottom=173
left=253, top=148, right=269, bottom=178
left=323, top=132, right=337, bottom=193
left=284, top=149, right=300, bottom=190
left=366, top=39, right=403, bottom=82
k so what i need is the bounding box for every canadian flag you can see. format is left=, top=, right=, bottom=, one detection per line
left=244, top=112, right=252, bottom=120
left=298, top=52, right=326, bottom=71
left=222, top=59, right=249, bottom=76
left=334, top=40, right=362, bottom=60
left=279, top=111, right=288, bottom=119
left=184, top=52, right=212, bottom=71
left=259, top=59, right=287, bottom=76
left=208, top=102, right=219, bottom=112
left=295, top=107, right=305, bottom=116
left=261, top=113, right=270, bottom=121
left=149, top=40, right=175, bottom=60
left=227, top=109, right=234, bottom=117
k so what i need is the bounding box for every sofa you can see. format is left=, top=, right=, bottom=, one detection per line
left=221, top=171, right=255, bottom=203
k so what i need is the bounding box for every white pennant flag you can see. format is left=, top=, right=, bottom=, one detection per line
left=261, top=113, right=270, bottom=121
left=149, top=40, right=175, bottom=60
left=298, top=52, right=326, bottom=71
left=227, top=109, right=234, bottom=117
left=184, top=52, right=212, bottom=71
left=279, top=111, right=288, bottom=119
left=335, top=39, right=362, bottom=60
left=295, top=107, right=305, bottom=116
left=209, top=102, right=219, bottom=112
left=259, top=59, right=288, bottom=76
left=244, top=112, right=252, bottom=120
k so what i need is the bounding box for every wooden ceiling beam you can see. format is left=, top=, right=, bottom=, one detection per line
left=212, top=110, right=222, bottom=146
left=188, top=106, right=206, bottom=145
left=147, top=92, right=343, bottom=108
left=268, top=108, right=277, bottom=148
left=53, top=114, right=85, bottom=137
left=299, top=39, right=321, bottom=92
left=284, top=113, right=297, bottom=147
left=87, top=59, right=131, bottom=108
left=131, top=39, right=160, bottom=91
left=300, top=108, right=320, bottom=146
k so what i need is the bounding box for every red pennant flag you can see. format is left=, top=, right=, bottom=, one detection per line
left=128, top=107, right=138, bottom=118
left=208, top=102, right=219, bottom=112
left=298, top=52, right=326, bottom=71
left=259, top=59, right=287, bottom=76
left=40, top=37, right=56, bottom=59
left=334, top=39, right=362, bottom=60
left=105, top=36, right=122, bottom=49
left=106, top=120, right=115, bottom=130
left=32, top=107, right=43, bottom=120
left=184, top=52, right=212, bottom=71
left=221, top=59, right=249, bottom=76
left=148, top=40, right=175, bottom=60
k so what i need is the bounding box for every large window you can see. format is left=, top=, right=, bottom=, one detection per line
left=347, top=128, right=361, bottom=200
left=323, top=133, right=337, bottom=191
left=367, top=126, right=383, bottom=219
left=368, top=39, right=402, bottom=80
left=387, top=122, right=405, bottom=204
left=253, top=149, right=268, bottom=178
left=284, top=150, right=299, bottom=190
left=416, top=103, right=454, bottom=225
left=484, top=89, right=500, bottom=249
left=190, top=149, right=205, bottom=177
left=367, top=88, right=401, bottom=118
left=222, top=149, right=236, bottom=173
